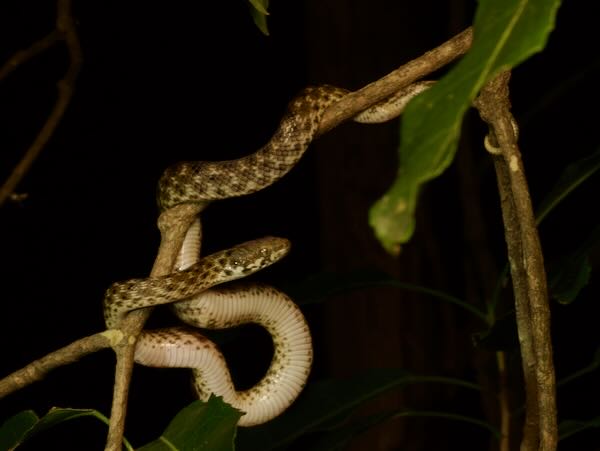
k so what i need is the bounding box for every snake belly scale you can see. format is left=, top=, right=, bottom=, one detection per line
left=135, top=284, right=311, bottom=426
left=103, top=83, right=431, bottom=426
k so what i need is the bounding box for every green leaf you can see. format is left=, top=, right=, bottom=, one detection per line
left=548, top=223, right=600, bottom=304
left=369, top=0, right=562, bottom=254
left=535, top=147, right=600, bottom=224
left=559, top=417, right=600, bottom=440
left=0, top=408, right=125, bottom=450
left=248, top=0, right=269, bottom=15
left=30, top=408, right=109, bottom=434
left=236, top=368, right=479, bottom=451
left=247, top=0, right=270, bottom=36
left=138, top=396, right=242, bottom=451
left=0, top=410, right=38, bottom=451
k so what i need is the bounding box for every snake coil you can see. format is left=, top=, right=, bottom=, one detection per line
left=104, top=82, right=431, bottom=425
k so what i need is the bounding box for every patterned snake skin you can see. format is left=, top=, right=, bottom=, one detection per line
left=157, top=82, right=432, bottom=210
left=103, top=237, right=290, bottom=329
left=103, top=83, right=431, bottom=426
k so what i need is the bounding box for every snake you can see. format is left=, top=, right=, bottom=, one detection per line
left=103, top=82, right=431, bottom=426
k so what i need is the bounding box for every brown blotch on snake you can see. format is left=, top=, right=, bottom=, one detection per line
left=156, top=83, right=432, bottom=211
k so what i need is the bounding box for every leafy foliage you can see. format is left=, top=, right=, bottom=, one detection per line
left=0, top=408, right=129, bottom=451
left=0, top=398, right=240, bottom=451
left=247, top=0, right=270, bottom=35
left=369, top=0, right=562, bottom=254
left=5, top=0, right=600, bottom=449
left=138, top=396, right=241, bottom=451
left=0, top=410, right=37, bottom=451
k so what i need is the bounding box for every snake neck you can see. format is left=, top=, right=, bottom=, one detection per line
left=103, top=268, right=218, bottom=329
left=156, top=86, right=347, bottom=211
left=103, top=237, right=290, bottom=329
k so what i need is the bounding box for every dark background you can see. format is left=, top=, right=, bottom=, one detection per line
left=0, top=1, right=598, bottom=450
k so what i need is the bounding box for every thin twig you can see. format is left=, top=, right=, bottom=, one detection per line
left=496, top=351, right=511, bottom=451
left=494, top=148, right=540, bottom=449
left=0, top=0, right=82, bottom=208
left=0, top=31, right=61, bottom=82
left=0, top=332, right=113, bottom=398
left=474, top=72, right=557, bottom=450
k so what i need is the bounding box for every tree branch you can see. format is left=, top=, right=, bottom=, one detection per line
left=0, top=0, right=82, bottom=208
left=1, top=25, right=475, bottom=449
left=0, top=31, right=61, bottom=82
left=104, top=203, right=202, bottom=451
left=0, top=332, right=113, bottom=399
left=0, top=205, right=200, bottom=448
left=474, top=71, right=557, bottom=451
left=317, top=27, right=473, bottom=136
left=104, top=26, right=475, bottom=450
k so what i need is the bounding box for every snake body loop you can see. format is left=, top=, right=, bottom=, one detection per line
left=105, top=82, right=432, bottom=426
left=157, top=86, right=347, bottom=211
left=157, top=82, right=432, bottom=211
left=136, top=284, right=312, bottom=426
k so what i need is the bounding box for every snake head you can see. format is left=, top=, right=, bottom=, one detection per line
left=218, top=236, right=290, bottom=280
